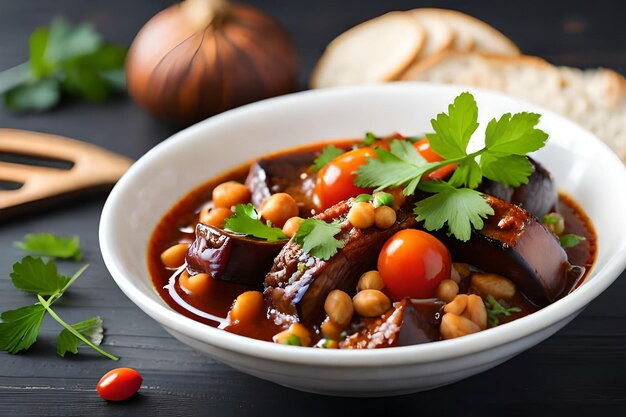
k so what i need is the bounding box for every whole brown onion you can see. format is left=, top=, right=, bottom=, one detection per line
left=126, top=0, right=298, bottom=125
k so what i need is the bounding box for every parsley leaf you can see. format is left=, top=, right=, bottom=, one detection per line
left=293, top=219, right=345, bottom=261
left=414, top=186, right=494, bottom=241
left=224, top=204, right=287, bottom=242
left=480, top=152, right=533, bottom=187
left=484, top=112, right=548, bottom=155
left=9, top=256, right=70, bottom=295
left=57, top=316, right=103, bottom=357
left=559, top=234, right=586, bottom=248
left=0, top=304, right=46, bottom=354
left=14, top=233, right=82, bottom=261
left=484, top=295, right=522, bottom=327
left=426, top=92, right=479, bottom=159
left=364, top=132, right=376, bottom=146
left=310, top=145, right=343, bottom=172
left=0, top=17, right=127, bottom=112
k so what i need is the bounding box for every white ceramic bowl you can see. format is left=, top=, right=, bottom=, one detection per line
left=100, top=83, right=626, bottom=397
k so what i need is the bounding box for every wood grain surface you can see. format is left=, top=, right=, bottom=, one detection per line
left=0, top=1, right=625, bottom=416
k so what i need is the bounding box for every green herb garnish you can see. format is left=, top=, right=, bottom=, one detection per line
left=355, top=92, right=549, bottom=241
left=224, top=204, right=287, bottom=242
left=286, top=334, right=301, bottom=346
left=293, top=219, right=345, bottom=261
left=364, top=132, right=376, bottom=146
left=559, top=233, right=586, bottom=249
left=373, top=192, right=394, bottom=208
left=0, top=257, right=117, bottom=360
left=14, top=233, right=82, bottom=261
left=310, top=145, right=344, bottom=172
left=484, top=295, right=522, bottom=327
left=352, top=194, right=373, bottom=204
left=0, top=17, right=127, bottom=111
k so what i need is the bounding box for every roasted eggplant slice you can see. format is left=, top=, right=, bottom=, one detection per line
left=478, top=157, right=558, bottom=218
left=434, top=196, right=569, bottom=306
left=186, top=223, right=285, bottom=288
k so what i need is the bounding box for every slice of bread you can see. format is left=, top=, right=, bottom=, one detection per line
left=310, top=12, right=425, bottom=88
left=408, top=9, right=455, bottom=59
left=404, top=51, right=626, bottom=163
left=412, top=9, right=519, bottom=55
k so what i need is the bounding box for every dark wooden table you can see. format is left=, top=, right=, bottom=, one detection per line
left=1, top=1, right=625, bottom=416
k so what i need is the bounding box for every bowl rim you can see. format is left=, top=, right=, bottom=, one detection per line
left=100, top=82, right=626, bottom=367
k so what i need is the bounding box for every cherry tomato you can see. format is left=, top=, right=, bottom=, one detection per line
left=377, top=229, right=451, bottom=300
left=413, top=138, right=456, bottom=180
left=97, top=368, right=142, bottom=401
left=315, top=147, right=376, bottom=210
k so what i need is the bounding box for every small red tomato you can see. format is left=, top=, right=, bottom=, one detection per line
left=378, top=229, right=451, bottom=300
left=97, top=368, right=142, bottom=401
left=413, top=138, right=456, bottom=180
left=314, top=147, right=376, bottom=210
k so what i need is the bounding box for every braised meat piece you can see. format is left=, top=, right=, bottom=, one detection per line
left=342, top=299, right=443, bottom=349
left=264, top=200, right=417, bottom=327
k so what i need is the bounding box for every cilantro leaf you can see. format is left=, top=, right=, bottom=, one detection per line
left=414, top=187, right=494, bottom=241
left=484, top=295, right=522, bottom=327
left=310, top=145, right=343, bottom=172
left=224, top=204, right=287, bottom=242
left=559, top=234, right=586, bottom=248
left=57, top=316, right=103, bottom=357
left=9, top=256, right=70, bottom=295
left=0, top=304, right=46, bottom=354
left=14, top=233, right=83, bottom=261
left=293, top=219, right=345, bottom=261
left=364, top=132, right=376, bottom=146
left=480, top=152, right=533, bottom=187
left=426, top=92, right=478, bottom=159
left=45, top=17, right=102, bottom=63
left=447, top=158, right=482, bottom=189
left=4, top=78, right=60, bottom=111
left=484, top=112, right=548, bottom=155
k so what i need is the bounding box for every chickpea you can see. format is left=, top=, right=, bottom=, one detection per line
left=357, top=270, right=385, bottom=292
left=282, top=216, right=303, bottom=238
left=471, top=272, right=516, bottom=299
left=179, top=270, right=211, bottom=297
left=436, top=279, right=459, bottom=303
left=199, top=207, right=232, bottom=228
left=386, top=187, right=406, bottom=210
left=463, top=294, right=487, bottom=330
left=444, top=294, right=468, bottom=315
left=324, top=290, right=354, bottom=326
left=160, top=243, right=189, bottom=268
left=321, top=318, right=345, bottom=340
left=352, top=289, right=391, bottom=317
left=273, top=323, right=311, bottom=346
left=440, top=313, right=481, bottom=340
left=259, top=193, right=299, bottom=228
left=347, top=202, right=375, bottom=229
left=212, top=181, right=251, bottom=209
left=374, top=206, right=397, bottom=229
left=452, top=263, right=471, bottom=279
left=229, top=291, right=264, bottom=323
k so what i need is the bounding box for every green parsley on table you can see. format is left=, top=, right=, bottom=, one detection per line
left=293, top=219, right=345, bottom=261
left=355, top=92, right=549, bottom=241
left=310, top=145, right=344, bottom=172
left=0, top=17, right=127, bottom=111
left=0, top=238, right=118, bottom=360
left=224, top=204, right=287, bottom=242
left=14, top=233, right=83, bottom=261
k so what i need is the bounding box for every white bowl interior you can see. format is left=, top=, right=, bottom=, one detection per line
left=100, top=83, right=626, bottom=393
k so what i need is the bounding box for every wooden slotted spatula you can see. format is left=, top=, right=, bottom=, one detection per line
left=0, top=129, right=133, bottom=221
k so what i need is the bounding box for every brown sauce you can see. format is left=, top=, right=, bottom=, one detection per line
left=147, top=140, right=597, bottom=344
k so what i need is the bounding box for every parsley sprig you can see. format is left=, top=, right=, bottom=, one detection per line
left=484, top=295, right=522, bottom=327
left=224, top=204, right=287, bottom=242
left=310, top=145, right=344, bottom=172
left=0, top=235, right=118, bottom=360
left=293, top=219, right=345, bottom=261
left=0, top=17, right=127, bottom=111
left=355, top=92, right=549, bottom=241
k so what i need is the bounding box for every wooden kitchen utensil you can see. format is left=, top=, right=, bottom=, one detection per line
left=0, top=129, right=133, bottom=221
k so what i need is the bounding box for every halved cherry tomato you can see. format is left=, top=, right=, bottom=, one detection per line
left=413, top=138, right=456, bottom=180
left=315, top=147, right=376, bottom=210
left=377, top=229, right=451, bottom=300
left=97, top=368, right=143, bottom=401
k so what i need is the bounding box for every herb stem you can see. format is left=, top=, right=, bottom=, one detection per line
left=37, top=294, right=119, bottom=361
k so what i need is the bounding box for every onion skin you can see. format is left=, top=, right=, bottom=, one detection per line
left=126, top=1, right=298, bottom=125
